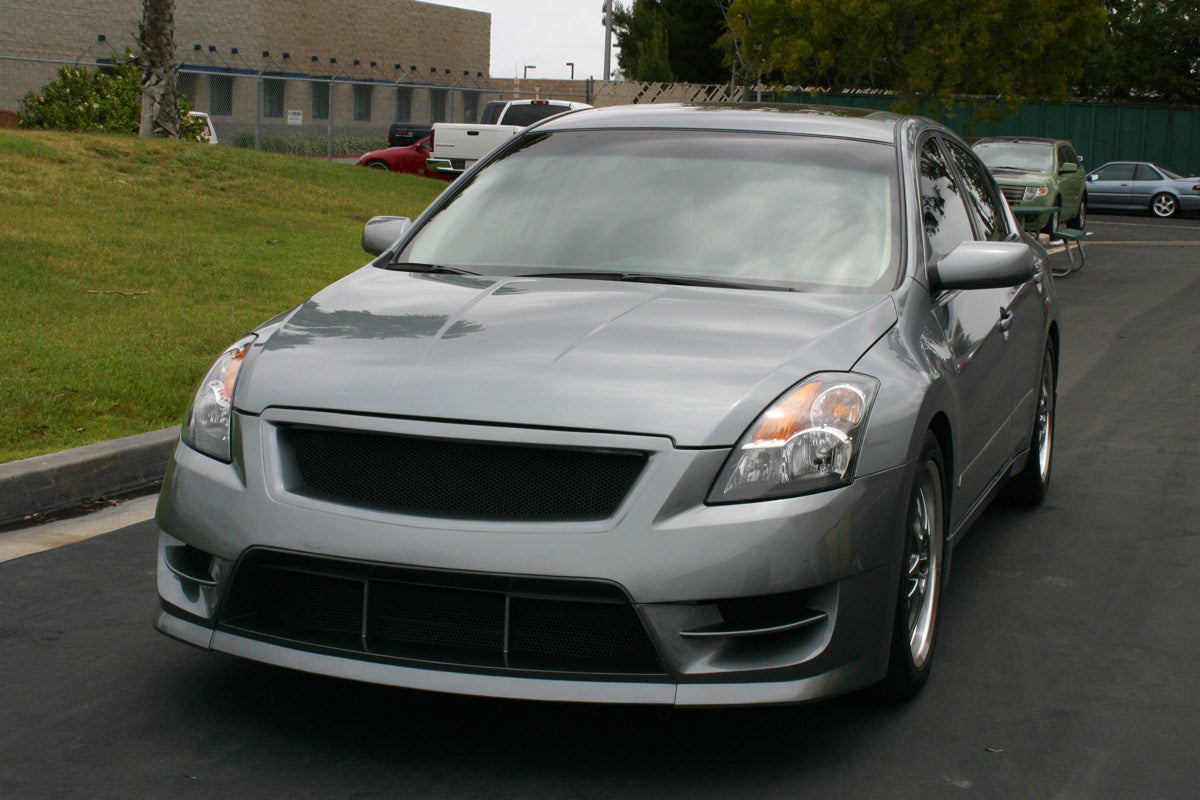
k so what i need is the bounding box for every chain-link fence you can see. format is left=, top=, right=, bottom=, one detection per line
left=1, top=52, right=593, bottom=155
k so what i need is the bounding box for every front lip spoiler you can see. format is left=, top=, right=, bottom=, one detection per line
left=154, top=606, right=876, bottom=706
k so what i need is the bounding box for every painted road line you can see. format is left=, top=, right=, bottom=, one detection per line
left=0, top=494, right=158, bottom=564
left=1086, top=220, right=1200, bottom=233
left=1076, top=241, right=1200, bottom=246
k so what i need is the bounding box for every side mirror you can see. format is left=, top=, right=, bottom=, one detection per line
left=1060, top=162, right=1079, bottom=174
left=1088, top=174, right=1098, bottom=182
left=929, top=241, right=1035, bottom=292
left=361, top=216, right=412, bottom=256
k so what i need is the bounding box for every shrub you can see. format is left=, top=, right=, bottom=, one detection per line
left=19, top=50, right=207, bottom=140
left=230, top=134, right=383, bottom=156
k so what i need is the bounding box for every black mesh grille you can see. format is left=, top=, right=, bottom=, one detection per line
left=220, top=551, right=665, bottom=676
left=999, top=184, right=1025, bottom=204
left=280, top=426, right=647, bottom=521
left=508, top=596, right=660, bottom=671
left=369, top=582, right=505, bottom=652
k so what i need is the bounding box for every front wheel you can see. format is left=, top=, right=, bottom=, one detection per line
left=366, top=160, right=391, bottom=171
left=877, top=432, right=946, bottom=701
left=1041, top=203, right=1061, bottom=234
left=1151, top=192, right=1178, bottom=218
left=1005, top=346, right=1057, bottom=506
left=1068, top=195, right=1086, bottom=229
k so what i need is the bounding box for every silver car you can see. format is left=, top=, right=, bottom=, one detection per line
left=1086, top=161, right=1200, bottom=218
left=156, top=104, right=1059, bottom=706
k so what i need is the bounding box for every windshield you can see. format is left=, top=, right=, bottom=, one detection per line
left=973, top=141, right=1055, bottom=172
left=397, top=129, right=901, bottom=293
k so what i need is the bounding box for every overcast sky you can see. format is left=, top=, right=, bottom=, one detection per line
left=443, top=0, right=618, bottom=81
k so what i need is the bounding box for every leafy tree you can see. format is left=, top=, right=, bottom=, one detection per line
left=1080, top=1, right=1200, bottom=103
left=724, top=0, right=1107, bottom=110
left=611, top=1, right=728, bottom=83
left=636, top=17, right=676, bottom=81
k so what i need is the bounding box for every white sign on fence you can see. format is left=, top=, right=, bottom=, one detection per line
left=287, top=109, right=303, bottom=126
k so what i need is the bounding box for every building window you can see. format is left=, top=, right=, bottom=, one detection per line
left=354, top=84, right=373, bottom=121
left=209, top=75, right=233, bottom=115
left=461, top=91, right=478, bottom=123
left=178, top=72, right=197, bottom=106
left=263, top=78, right=284, bottom=117
left=430, top=89, right=448, bottom=123
left=312, top=81, right=329, bottom=120
left=394, top=87, right=412, bottom=121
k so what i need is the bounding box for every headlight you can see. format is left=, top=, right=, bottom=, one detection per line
left=708, top=373, right=879, bottom=503
left=1022, top=186, right=1050, bottom=202
left=182, top=334, right=256, bottom=462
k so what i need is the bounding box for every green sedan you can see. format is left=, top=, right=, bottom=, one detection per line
left=974, top=137, right=1087, bottom=233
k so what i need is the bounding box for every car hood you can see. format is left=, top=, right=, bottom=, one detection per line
left=235, top=267, right=897, bottom=447
left=990, top=170, right=1053, bottom=186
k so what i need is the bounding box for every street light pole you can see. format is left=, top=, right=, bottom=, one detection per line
left=566, top=62, right=574, bottom=80
left=524, top=65, right=536, bottom=79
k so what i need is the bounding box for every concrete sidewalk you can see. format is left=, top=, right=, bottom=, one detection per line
left=0, top=427, right=177, bottom=528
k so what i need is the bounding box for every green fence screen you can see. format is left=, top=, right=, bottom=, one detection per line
left=771, top=92, right=1200, bottom=175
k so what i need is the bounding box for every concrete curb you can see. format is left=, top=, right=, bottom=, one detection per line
left=0, top=427, right=178, bottom=527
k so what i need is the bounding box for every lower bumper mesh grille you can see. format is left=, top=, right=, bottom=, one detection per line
left=220, top=550, right=665, bottom=676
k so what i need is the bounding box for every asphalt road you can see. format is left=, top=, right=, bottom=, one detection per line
left=2, top=213, right=1199, bottom=799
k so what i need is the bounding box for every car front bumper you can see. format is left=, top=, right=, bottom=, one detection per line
left=155, top=409, right=911, bottom=706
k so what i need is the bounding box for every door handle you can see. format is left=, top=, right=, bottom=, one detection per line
left=997, top=307, right=1014, bottom=333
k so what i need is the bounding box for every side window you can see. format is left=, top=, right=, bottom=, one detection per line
left=1133, top=164, right=1161, bottom=181
left=1061, top=144, right=1078, bottom=166
left=1097, top=163, right=1136, bottom=181
left=920, top=139, right=978, bottom=263
left=947, top=141, right=1007, bottom=242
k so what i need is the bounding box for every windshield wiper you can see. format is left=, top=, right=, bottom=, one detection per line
left=526, top=270, right=793, bottom=292
left=387, top=262, right=479, bottom=276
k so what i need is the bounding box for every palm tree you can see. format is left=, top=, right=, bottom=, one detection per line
left=138, top=0, right=179, bottom=137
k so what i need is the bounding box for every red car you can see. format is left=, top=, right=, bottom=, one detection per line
left=355, top=137, right=451, bottom=181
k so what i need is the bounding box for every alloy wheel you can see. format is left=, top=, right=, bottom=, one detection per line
left=905, top=460, right=943, bottom=669
left=1152, top=193, right=1178, bottom=218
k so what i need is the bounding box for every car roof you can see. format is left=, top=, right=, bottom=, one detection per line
left=533, top=103, right=921, bottom=144
left=974, top=137, right=1063, bottom=145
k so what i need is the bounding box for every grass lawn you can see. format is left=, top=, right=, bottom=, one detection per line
left=0, top=130, right=445, bottom=463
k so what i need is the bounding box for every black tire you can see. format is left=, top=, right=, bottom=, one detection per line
left=366, top=160, right=391, bottom=171
left=1005, top=346, right=1057, bottom=506
left=1068, top=194, right=1086, bottom=230
left=1041, top=202, right=1061, bottom=234
left=1151, top=192, right=1178, bottom=218
left=877, top=432, right=946, bottom=701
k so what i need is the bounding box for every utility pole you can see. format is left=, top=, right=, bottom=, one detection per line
left=603, top=0, right=612, bottom=83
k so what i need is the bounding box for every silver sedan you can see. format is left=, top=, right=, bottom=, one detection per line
left=1087, top=161, right=1200, bottom=218
left=155, top=104, right=1059, bottom=706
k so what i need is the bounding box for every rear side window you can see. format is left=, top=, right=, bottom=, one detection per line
left=1134, top=164, right=1162, bottom=181
left=946, top=141, right=1007, bottom=241
left=920, top=139, right=978, bottom=263
left=501, top=103, right=571, bottom=126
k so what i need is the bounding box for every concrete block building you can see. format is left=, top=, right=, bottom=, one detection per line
left=0, top=0, right=502, bottom=141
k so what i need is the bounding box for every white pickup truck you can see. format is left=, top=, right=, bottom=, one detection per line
left=429, top=99, right=591, bottom=173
